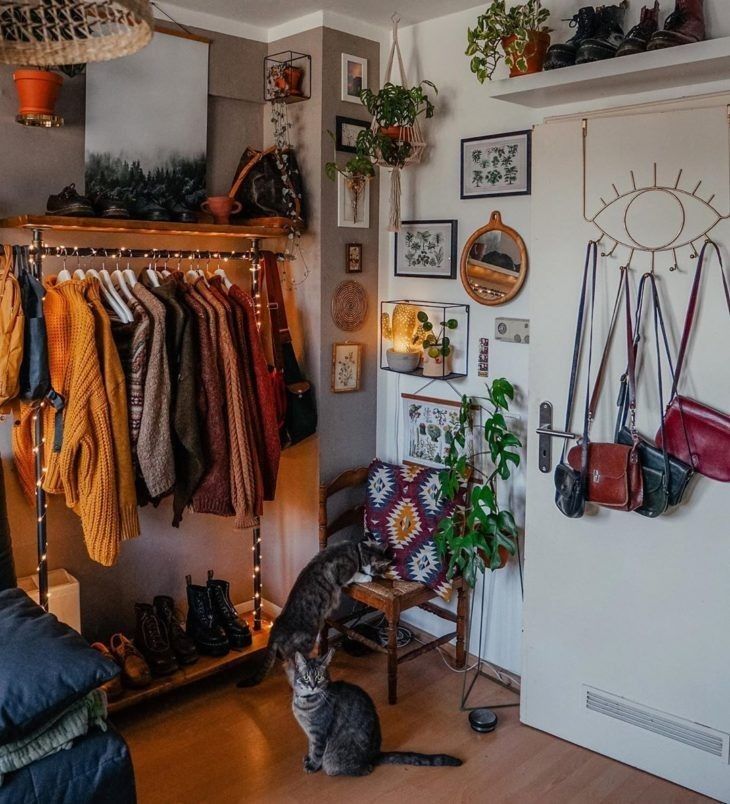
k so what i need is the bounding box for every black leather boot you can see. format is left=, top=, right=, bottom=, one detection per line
left=544, top=7, right=599, bottom=71
left=576, top=4, right=628, bottom=64
left=617, top=2, right=660, bottom=56
left=207, top=571, right=252, bottom=651
left=134, top=603, right=179, bottom=676
left=186, top=575, right=229, bottom=657
left=648, top=0, right=705, bottom=50
left=153, top=595, right=199, bottom=666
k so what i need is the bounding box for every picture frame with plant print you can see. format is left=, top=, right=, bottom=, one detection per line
left=394, top=220, right=458, bottom=279
left=402, top=394, right=479, bottom=469
left=460, top=130, right=531, bottom=200
left=331, top=343, right=362, bottom=393
left=346, top=243, right=363, bottom=273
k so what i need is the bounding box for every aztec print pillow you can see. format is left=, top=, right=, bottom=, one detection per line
left=364, top=459, right=464, bottom=600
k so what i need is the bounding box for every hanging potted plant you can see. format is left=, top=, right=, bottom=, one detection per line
left=359, top=80, right=437, bottom=141
left=466, top=0, right=551, bottom=82
left=435, top=379, right=522, bottom=585
left=325, top=151, right=375, bottom=226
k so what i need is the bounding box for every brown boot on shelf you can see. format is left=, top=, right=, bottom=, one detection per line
left=110, top=633, right=153, bottom=689
left=90, top=642, right=124, bottom=702
left=648, top=0, right=705, bottom=49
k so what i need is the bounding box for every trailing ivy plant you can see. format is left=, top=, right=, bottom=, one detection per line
left=466, top=0, right=551, bottom=83
left=359, top=81, right=438, bottom=128
left=435, top=379, right=522, bottom=587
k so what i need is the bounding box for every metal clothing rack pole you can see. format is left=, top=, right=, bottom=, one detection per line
left=249, top=237, right=263, bottom=632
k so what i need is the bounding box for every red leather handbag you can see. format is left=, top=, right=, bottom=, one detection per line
left=656, top=241, right=730, bottom=481
left=567, top=265, right=644, bottom=511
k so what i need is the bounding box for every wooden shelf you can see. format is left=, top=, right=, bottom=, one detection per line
left=108, top=615, right=271, bottom=714
left=485, top=37, right=730, bottom=108
left=0, top=215, right=289, bottom=240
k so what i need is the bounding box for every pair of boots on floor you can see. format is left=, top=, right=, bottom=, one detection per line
left=545, top=0, right=705, bottom=70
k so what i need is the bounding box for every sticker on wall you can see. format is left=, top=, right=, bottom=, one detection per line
left=495, top=317, right=530, bottom=344
left=478, top=337, right=489, bottom=377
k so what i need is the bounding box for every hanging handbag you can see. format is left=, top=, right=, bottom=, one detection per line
left=655, top=241, right=730, bottom=482
left=262, top=251, right=317, bottom=446
left=0, top=245, right=24, bottom=411
left=567, top=265, right=644, bottom=511
left=615, top=273, right=693, bottom=517
left=554, top=242, right=597, bottom=519
left=16, top=246, right=50, bottom=401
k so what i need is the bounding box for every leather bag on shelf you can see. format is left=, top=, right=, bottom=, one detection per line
left=262, top=251, right=317, bottom=446
left=656, top=241, right=730, bottom=482
left=566, top=264, right=644, bottom=512
left=15, top=246, right=50, bottom=402
left=0, top=245, right=24, bottom=411
left=614, top=273, right=693, bottom=517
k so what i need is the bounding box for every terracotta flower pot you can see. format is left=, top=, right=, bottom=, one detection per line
left=274, top=66, right=303, bottom=96
left=13, top=69, right=63, bottom=116
left=379, top=125, right=407, bottom=140
left=502, top=30, right=551, bottom=77
left=478, top=545, right=510, bottom=570
left=201, top=196, right=242, bottom=225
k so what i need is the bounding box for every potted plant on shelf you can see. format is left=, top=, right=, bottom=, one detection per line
left=359, top=80, right=438, bottom=141
left=325, top=151, right=375, bottom=225
left=435, top=379, right=522, bottom=586
left=268, top=61, right=304, bottom=98
left=417, top=310, right=458, bottom=378
left=466, top=0, right=551, bottom=82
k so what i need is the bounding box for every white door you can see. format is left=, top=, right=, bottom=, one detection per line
left=522, top=101, right=730, bottom=802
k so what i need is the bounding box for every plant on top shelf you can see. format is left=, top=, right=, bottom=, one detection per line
left=466, top=0, right=551, bottom=83
left=435, top=379, right=522, bottom=587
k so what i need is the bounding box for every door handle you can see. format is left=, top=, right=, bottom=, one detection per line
left=536, top=401, right=578, bottom=474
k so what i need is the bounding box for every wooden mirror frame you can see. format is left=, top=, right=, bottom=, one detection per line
left=460, top=210, right=529, bottom=306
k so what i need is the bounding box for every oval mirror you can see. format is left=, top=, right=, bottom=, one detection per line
left=460, top=211, right=528, bottom=306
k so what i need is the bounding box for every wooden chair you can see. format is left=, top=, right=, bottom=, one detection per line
left=318, top=466, right=467, bottom=704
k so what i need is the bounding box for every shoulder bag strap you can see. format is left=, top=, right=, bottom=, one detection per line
left=672, top=240, right=729, bottom=398
left=262, top=250, right=291, bottom=371
left=614, top=272, right=648, bottom=441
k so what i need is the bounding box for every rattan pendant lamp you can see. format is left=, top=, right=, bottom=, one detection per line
left=1, top=0, right=154, bottom=126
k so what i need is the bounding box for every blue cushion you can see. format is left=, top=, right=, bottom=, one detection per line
left=0, top=588, right=118, bottom=743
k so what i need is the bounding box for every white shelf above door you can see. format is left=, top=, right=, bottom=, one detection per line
left=484, top=37, right=730, bottom=109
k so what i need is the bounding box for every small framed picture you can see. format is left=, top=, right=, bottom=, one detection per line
left=346, top=243, right=363, bottom=273
left=341, top=54, right=367, bottom=103
left=460, top=130, right=532, bottom=200
left=394, top=220, right=457, bottom=279
left=332, top=343, right=362, bottom=393
left=337, top=173, right=370, bottom=228
left=336, top=116, right=370, bottom=153
left=402, top=394, right=478, bottom=469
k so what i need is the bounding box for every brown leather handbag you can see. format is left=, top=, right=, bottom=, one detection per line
left=656, top=241, right=730, bottom=481
left=567, top=266, right=644, bottom=511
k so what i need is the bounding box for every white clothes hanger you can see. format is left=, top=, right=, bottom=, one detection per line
left=99, top=267, right=133, bottom=322
left=145, top=263, right=160, bottom=287
left=112, top=268, right=135, bottom=303
left=57, top=251, right=72, bottom=284
left=86, top=267, right=130, bottom=322
left=214, top=268, right=232, bottom=290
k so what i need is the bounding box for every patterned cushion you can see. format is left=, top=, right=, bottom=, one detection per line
left=364, top=459, right=463, bottom=600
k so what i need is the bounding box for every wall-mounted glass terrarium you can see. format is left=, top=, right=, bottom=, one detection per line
left=380, top=300, right=469, bottom=380
left=264, top=51, right=311, bottom=103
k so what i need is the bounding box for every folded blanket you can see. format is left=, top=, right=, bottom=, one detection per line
left=0, top=689, right=107, bottom=785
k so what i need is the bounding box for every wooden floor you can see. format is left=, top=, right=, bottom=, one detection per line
left=114, top=648, right=712, bottom=804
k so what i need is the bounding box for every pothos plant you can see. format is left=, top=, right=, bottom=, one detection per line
left=466, top=0, right=551, bottom=83
left=435, top=379, right=522, bottom=587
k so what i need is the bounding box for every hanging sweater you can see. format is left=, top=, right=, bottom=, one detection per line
left=131, top=283, right=175, bottom=500
left=85, top=281, right=140, bottom=541
left=193, top=279, right=258, bottom=528
left=174, top=275, right=233, bottom=517
left=54, top=280, right=121, bottom=567
left=228, top=283, right=281, bottom=501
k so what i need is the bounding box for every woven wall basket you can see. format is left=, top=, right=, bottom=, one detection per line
left=0, top=0, right=154, bottom=66
left=331, top=280, right=368, bottom=332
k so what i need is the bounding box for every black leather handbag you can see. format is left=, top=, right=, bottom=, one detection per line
left=15, top=246, right=50, bottom=401
left=554, top=242, right=597, bottom=519
left=614, top=273, right=693, bottom=517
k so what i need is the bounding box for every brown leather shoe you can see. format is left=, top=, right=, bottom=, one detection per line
left=110, top=633, right=153, bottom=689
left=648, top=0, right=705, bottom=49
left=90, top=642, right=124, bottom=702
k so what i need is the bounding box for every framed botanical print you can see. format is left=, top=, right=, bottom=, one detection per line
left=346, top=243, right=363, bottom=273
left=402, top=394, right=478, bottom=469
left=341, top=54, right=367, bottom=103
left=460, top=130, right=532, bottom=199
left=394, top=220, right=458, bottom=279
left=337, top=173, right=370, bottom=228
left=332, top=343, right=362, bottom=393
left=336, top=116, right=370, bottom=153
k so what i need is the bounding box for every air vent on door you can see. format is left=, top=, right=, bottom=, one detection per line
left=584, top=686, right=729, bottom=761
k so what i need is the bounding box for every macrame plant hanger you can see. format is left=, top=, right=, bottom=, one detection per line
left=373, top=14, right=426, bottom=232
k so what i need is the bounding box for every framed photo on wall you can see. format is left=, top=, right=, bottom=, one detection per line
left=394, top=220, right=458, bottom=279
left=336, top=116, right=370, bottom=153
left=402, top=394, right=478, bottom=469
left=332, top=343, right=362, bottom=393
left=460, top=130, right=532, bottom=200
left=341, top=54, right=368, bottom=103
left=346, top=243, right=363, bottom=273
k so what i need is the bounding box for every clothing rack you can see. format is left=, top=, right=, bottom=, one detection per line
left=7, top=220, right=282, bottom=633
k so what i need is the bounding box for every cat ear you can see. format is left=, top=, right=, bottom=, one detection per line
left=321, top=648, right=335, bottom=668
left=294, top=652, right=307, bottom=673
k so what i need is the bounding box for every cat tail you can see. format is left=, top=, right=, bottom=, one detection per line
left=236, top=645, right=277, bottom=688
left=376, top=752, right=462, bottom=767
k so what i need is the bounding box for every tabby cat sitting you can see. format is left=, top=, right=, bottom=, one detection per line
left=238, top=539, right=390, bottom=687
left=291, top=650, right=463, bottom=776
